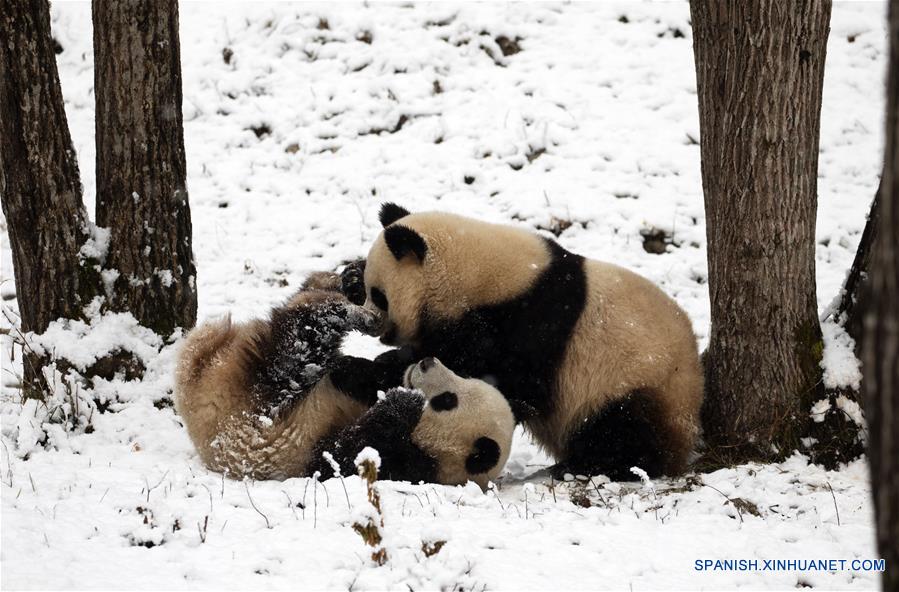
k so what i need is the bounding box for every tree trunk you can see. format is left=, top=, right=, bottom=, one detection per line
left=93, top=0, right=197, bottom=336
left=834, top=183, right=880, bottom=345
left=863, top=1, right=899, bottom=588
left=690, top=1, right=831, bottom=457
left=0, top=0, right=102, bottom=397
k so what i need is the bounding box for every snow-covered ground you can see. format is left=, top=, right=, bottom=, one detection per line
left=0, top=2, right=886, bottom=589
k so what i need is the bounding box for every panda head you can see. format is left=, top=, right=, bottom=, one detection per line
left=406, top=357, right=515, bottom=488
left=364, top=203, right=550, bottom=345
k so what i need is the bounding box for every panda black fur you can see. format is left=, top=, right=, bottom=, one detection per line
left=361, top=204, right=704, bottom=481
left=174, top=272, right=514, bottom=485
left=309, top=357, right=515, bottom=488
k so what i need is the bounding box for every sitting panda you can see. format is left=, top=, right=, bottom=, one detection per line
left=174, top=271, right=514, bottom=486
left=359, top=203, right=704, bottom=481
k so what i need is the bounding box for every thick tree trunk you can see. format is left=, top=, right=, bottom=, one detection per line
left=0, top=0, right=102, bottom=397
left=690, top=1, right=831, bottom=456
left=93, top=0, right=197, bottom=336
left=863, top=1, right=899, bottom=588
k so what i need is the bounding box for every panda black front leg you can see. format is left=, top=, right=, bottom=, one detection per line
left=328, top=347, right=414, bottom=405
left=307, top=388, right=438, bottom=482
left=329, top=356, right=394, bottom=406
left=553, top=389, right=668, bottom=482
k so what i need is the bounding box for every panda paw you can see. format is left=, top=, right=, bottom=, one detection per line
left=300, top=271, right=342, bottom=292
left=339, top=259, right=367, bottom=305
left=345, top=304, right=381, bottom=335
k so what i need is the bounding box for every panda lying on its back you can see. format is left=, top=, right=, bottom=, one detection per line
left=308, top=357, right=515, bottom=489
left=360, top=203, right=704, bottom=481
left=174, top=271, right=514, bottom=486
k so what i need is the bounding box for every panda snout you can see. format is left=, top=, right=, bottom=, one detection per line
left=404, top=357, right=448, bottom=390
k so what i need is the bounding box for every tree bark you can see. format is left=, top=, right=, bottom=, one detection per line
left=0, top=0, right=102, bottom=396
left=93, top=0, right=197, bottom=336
left=690, top=1, right=831, bottom=456
left=834, top=183, right=880, bottom=345
left=863, top=1, right=899, bottom=588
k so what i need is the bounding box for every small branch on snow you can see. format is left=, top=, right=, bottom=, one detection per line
left=198, top=515, right=208, bottom=543
left=826, top=481, right=841, bottom=526
left=201, top=484, right=214, bottom=514
left=312, top=471, right=320, bottom=529
left=702, top=481, right=744, bottom=524
left=488, top=484, right=505, bottom=512
left=322, top=451, right=352, bottom=511
left=282, top=490, right=298, bottom=520
left=145, top=470, right=169, bottom=502
left=244, top=480, right=271, bottom=529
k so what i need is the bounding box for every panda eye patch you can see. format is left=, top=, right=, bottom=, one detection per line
left=370, top=287, right=388, bottom=311
left=430, top=392, right=458, bottom=412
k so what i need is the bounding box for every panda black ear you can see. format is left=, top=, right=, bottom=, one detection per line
left=384, top=225, right=427, bottom=263
left=465, top=437, right=501, bottom=474
left=379, top=202, right=411, bottom=227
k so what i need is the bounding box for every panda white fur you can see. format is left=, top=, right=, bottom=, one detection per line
left=308, top=357, right=515, bottom=488
left=174, top=272, right=514, bottom=485
left=361, top=203, right=704, bottom=480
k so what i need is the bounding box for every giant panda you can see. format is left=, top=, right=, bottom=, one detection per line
left=174, top=272, right=514, bottom=485
left=174, top=272, right=382, bottom=479
left=308, top=356, right=515, bottom=488
left=359, top=203, right=704, bottom=481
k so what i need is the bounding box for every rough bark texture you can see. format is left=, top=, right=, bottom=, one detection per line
left=835, top=183, right=880, bottom=345
left=690, top=1, right=831, bottom=456
left=863, top=1, right=899, bottom=588
left=93, top=0, right=197, bottom=336
left=0, top=0, right=102, bottom=396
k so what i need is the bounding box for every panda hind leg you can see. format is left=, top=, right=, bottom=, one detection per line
left=553, top=390, right=669, bottom=482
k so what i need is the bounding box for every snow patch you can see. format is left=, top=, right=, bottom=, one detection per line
left=820, top=319, right=862, bottom=390
left=28, top=308, right=162, bottom=373
left=835, top=394, right=866, bottom=428
left=78, top=224, right=110, bottom=263
left=810, top=398, right=832, bottom=423
left=355, top=446, right=382, bottom=470
left=156, top=269, right=175, bottom=287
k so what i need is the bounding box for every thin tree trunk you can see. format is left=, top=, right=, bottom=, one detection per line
left=690, top=1, right=831, bottom=456
left=863, top=1, right=899, bottom=588
left=0, top=0, right=102, bottom=397
left=835, top=184, right=880, bottom=345
left=93, top=0, right=197, bottom=336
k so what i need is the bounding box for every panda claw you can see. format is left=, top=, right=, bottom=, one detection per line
left=339, top=259, right=367, bottom=305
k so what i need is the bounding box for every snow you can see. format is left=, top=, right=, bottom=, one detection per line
left=27, top=302, right=163, bottom=375
left=355, top=446, right=383, bottom=471
left=77, top=223, right=110, bottom=263
left=811, top=398, right=834, bottom=424
left=821, top=318, right=863, bottom=390
left=836, top=394, right=867, bottom=430
left=0, top=2, right=885, bottom=590
left=322, top=450, right=342, bottom=477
